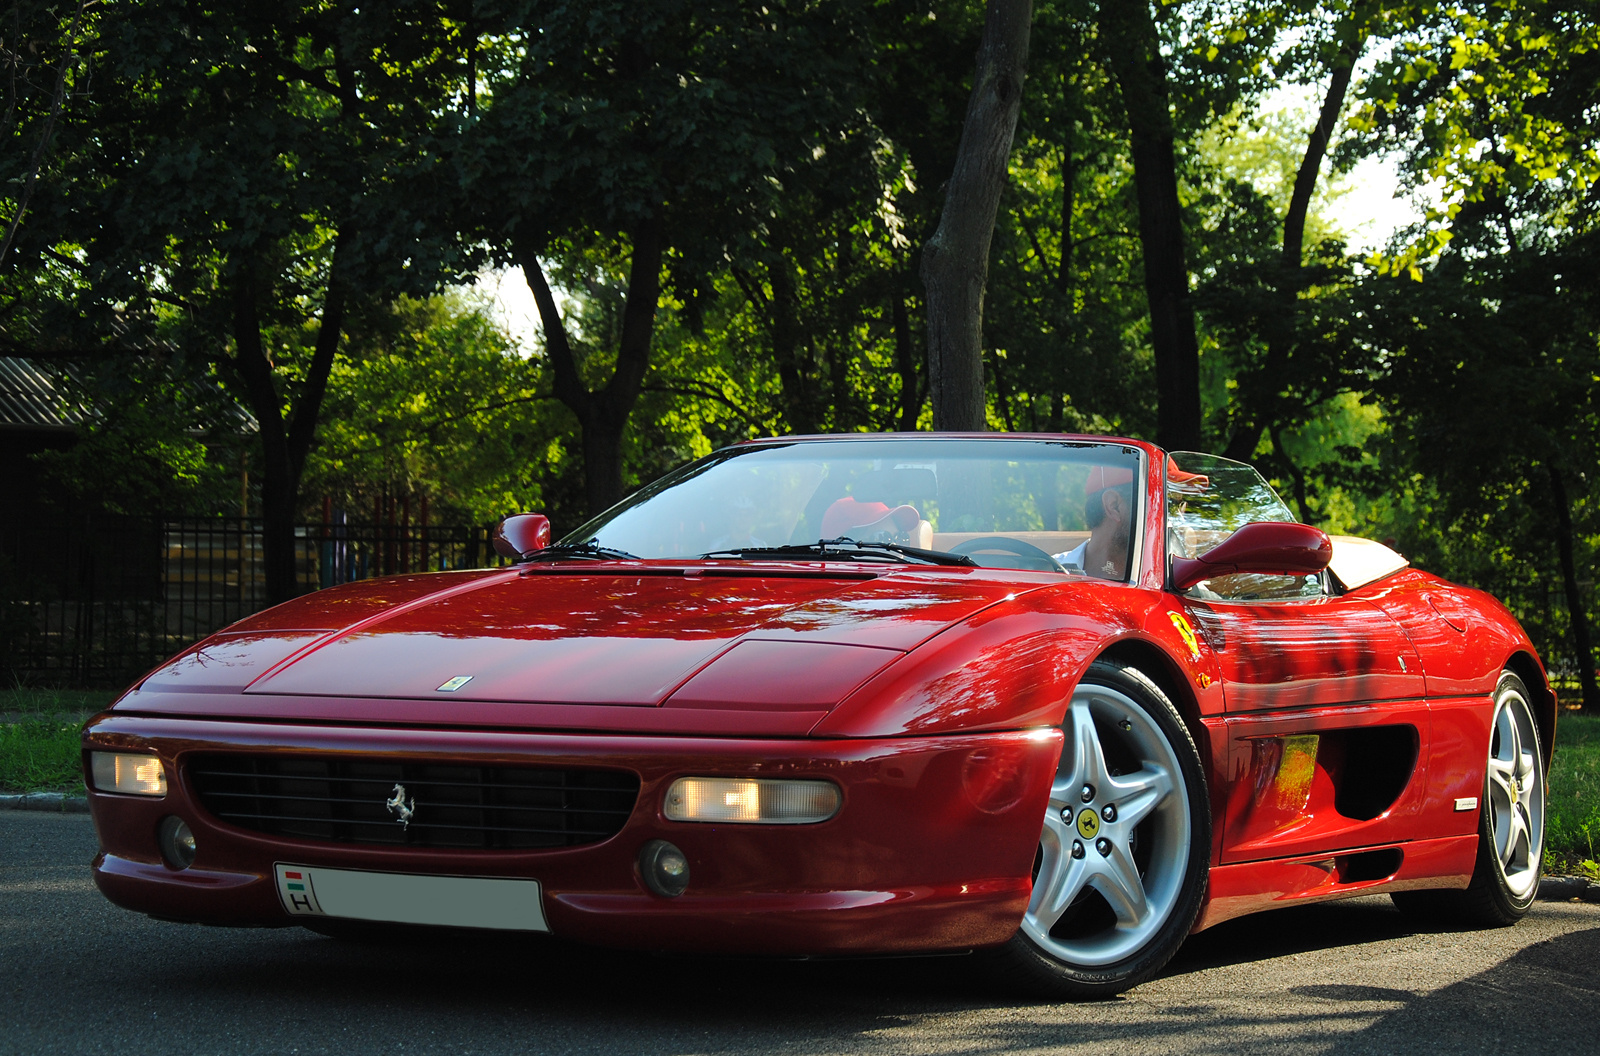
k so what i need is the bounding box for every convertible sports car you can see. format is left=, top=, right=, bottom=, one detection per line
left=83, top=434, right=1552, bottom=997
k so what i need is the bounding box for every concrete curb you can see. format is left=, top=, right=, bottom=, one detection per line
left=0, top=791, right=89, bottom=814
left=1538, top=875, right=1600, bottom=903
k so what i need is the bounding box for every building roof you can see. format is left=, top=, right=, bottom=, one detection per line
left=0, top=357, right=86, bottom=432
left=0, top=356, right=256, bottom=435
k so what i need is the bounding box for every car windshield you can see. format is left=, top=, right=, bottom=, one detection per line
left=1166, top=451, right=1322, bottom=600
left=562, top=438, right=1144, bottom=576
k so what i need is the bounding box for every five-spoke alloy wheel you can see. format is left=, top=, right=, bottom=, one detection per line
left=1486, top=673, right=1545, bottom=901
left=988, top=659, right=1210, bottom=998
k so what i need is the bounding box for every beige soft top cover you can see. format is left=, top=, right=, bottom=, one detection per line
left=1328, top=535, right=1409, bottom=591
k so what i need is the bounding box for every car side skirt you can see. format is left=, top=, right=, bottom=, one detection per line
left=1194, top=834, right=1478, bottom=932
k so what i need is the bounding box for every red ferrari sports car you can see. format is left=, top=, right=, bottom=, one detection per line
left=83, top=434, right=1553, bottom=997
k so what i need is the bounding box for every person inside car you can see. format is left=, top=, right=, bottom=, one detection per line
left=1054, top=466, right=1135, bottom=580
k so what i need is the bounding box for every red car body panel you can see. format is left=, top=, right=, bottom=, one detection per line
left=86, top=716, right=1060, bottom=954
left=83, top=434, right=1556, bottom=957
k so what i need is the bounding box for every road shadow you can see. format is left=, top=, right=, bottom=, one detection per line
left=165, top=893, right=1427, bottom=1018
left=9, top=811, right=1595, bottom=1056
left=1166, top=895, right=1417, bottom=977
left=1310, top=924, right=1600, bottom=1055
left=178, top=925, right=996, bottom=1012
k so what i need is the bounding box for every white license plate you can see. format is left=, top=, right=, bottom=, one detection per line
left=274, top=863, right=548, bottom=932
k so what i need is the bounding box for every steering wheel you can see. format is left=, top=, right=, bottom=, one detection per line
left=947, top=536, right=1066, bottom=573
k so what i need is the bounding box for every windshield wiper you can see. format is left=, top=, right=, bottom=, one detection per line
left=522, top=541, right=640, bottom=562
left=700, top=538, right=976, bottom=567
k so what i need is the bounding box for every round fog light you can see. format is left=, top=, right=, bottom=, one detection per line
left=158, top=816, right=196, bottom=870
left=639, top=839, right=689, bottom=897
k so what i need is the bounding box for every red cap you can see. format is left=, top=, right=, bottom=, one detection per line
left=822, top=498, right=920, bottom=538
left=821, top=498, right=889, bottom=538
left=1166, top=456, right=1209, bottom=488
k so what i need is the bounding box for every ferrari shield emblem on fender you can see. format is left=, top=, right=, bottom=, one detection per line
left=1168, top=611, right=1202, bottom=661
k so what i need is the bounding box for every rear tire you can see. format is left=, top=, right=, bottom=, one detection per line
left=983, top=660, right=1210, bottom=999
left=1392, top=671, right=1544, bottom=927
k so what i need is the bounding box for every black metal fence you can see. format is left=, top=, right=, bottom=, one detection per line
left=1, top=516, right=500, bottom=687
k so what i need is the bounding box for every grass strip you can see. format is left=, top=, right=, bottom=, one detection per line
left=0, top=719, right=85, bottom=793
left=0, top=687, right=115, bottom=720
left=1546, top=712, right=1600, bottom=875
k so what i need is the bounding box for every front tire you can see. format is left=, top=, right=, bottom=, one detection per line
left=1393, top=671, right=1545, bottom=926
left=985, top=659, right=1210, bottom=999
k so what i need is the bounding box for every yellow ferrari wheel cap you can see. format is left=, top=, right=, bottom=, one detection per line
left=1076, top=808, right=1100, bottom=840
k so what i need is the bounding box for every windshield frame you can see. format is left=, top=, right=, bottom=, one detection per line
left=559, top=434, right=1152, bottom=580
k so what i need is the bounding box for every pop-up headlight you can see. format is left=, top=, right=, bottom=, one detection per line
left=88, top=752, right=167, bottom=796
left=664, top=641, right=899, bottom=711
left=664, top=776, right=841, bottom=824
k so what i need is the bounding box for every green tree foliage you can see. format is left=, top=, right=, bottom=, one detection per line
left=0, top=0, right=90, bottom=271
left=451, top=0, right=879, bottom=515
left=5, top=0, right=476, bottom=602
left=29, top=355, right=241, bottom=517
left=1337, top=0, right=1600, bottom=706
left=985, top=1, right=1157, bottom=438
left=297, top=294, right=557, bottom=526
left=5, top=0, right=1600, bottom=708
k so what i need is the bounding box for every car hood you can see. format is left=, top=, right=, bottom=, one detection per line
left=127, top=565, right=1031, bottom=715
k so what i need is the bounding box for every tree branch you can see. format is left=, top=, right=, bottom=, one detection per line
left=0, top=0, right=87, bottom=270
left=337, top=391, right=561, bottom=456
left=285, top=239, right=347, bottom=483
left=606, top=211, right=665, bottom=416
left=641, top=378, right=766, bottom=429
left=514, top=239, right=589, bottom=417
left=1282, top=43, right=1362, bottom=269
left=230, top=256, right=289, bottom=470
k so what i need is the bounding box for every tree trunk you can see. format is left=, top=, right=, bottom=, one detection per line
left=769, top=254, right=817, bottom=434
left=580, top=421, right=625, bottom=518
left=1272, top=428, right=1317, bottom=524
left=1097, top=0, right=1200, bottom=452
left=730, top=258, right=819, bottom=434
left=1223, top=41, right=1362, bottom=463
left=1547, top=463, right=1598, bottom=711
left=1054, top=44, right=1081, bottom=297
left=229, top=252, right=347, bottom=605
left=892, top=290, right=921, bottom=431
left=1050, top=69, right=1080, bottom=434
left=518, top=214, right=664, bottom=517
left=920, top=0, right=1032, bottom=432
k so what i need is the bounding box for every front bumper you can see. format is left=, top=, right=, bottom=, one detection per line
left=84, top=715, right=1060, bottom=955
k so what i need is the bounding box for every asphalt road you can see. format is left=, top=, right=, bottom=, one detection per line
left=4, top=810, right=1599, bottom=1056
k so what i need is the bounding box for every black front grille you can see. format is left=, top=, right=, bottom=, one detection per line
left=188, top=754, right=640, bottom=850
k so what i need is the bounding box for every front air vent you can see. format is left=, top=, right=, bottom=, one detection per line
left=188, top=754, right=639, bottom=850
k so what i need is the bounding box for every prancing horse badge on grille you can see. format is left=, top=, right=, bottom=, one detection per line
left=386, top=784, right=415, bottom=829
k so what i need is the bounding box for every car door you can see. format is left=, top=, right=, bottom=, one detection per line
left=1166, top=453, right=1430, bottom=865
left=1185, top=593, right=1424, bottom=714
